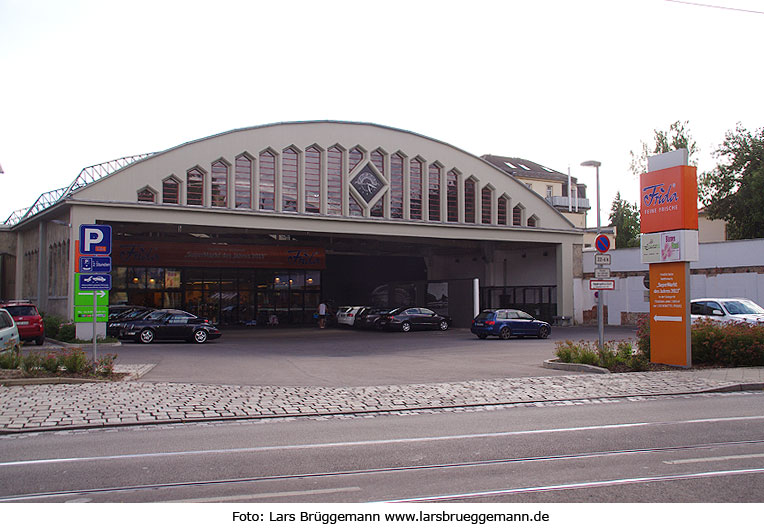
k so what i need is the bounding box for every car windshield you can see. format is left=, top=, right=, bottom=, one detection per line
left=476, top=311, right=495, bottom=320
left=5, top=306, right=37, bottom=317
left=723, top=300, right=764, bottom=315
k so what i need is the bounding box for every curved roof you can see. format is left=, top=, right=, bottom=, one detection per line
left=10, top=121, right=577, bottom=232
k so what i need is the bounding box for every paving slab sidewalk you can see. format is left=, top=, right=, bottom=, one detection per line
left=0, top=366, right=762, bottom=434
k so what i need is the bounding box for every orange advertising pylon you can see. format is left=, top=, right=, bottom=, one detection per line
left=640, top=150, right=699, bottom=368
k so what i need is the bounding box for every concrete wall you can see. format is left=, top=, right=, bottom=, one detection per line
left=576, top=238, right=764, bottom=325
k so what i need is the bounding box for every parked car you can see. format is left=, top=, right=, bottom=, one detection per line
left=0, top=308, right=21, bottom=356
left=336, top=306, right=368, bottom=327
left=471, top=309, right=551, bottom=339
left=107, top=307, right=154, bottom=338
left=356, top=307, right=391, bottom=329
left=121, top=309, right=222, bottom=344
left=376, top=307, right=451, bottom=332
left=0, top=300, right=45, bottom=345
left=690, top=298, right=764, bottom=325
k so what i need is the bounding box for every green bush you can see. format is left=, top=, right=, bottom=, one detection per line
left=554, top=340, right=583, bottom=363
left=59, top=348, right=91, bottom=374
left=554, top=339, right=647, bottom=371
left=692, top=320, right=764, bottom=366
left=43, top=314, right=65, bottom=339
left=41, top=353, right=60, bottom=373
left=636, top=314, right=650, bottom=357
left=95, top=354, right=117, bottom=376
left=21, top=352, right=45, bottom=375
left=57, top=323, right=76, bottom=342
left=0, top=349, right=23, bottom=369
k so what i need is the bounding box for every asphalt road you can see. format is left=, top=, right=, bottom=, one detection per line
left=103, top=326, right=638, bottom=386
left=1, top=390, right=762, bottom=503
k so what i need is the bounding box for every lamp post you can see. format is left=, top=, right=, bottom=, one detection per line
left=581, top=160, right=604, bottom=351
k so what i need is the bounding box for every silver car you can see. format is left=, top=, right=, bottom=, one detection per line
left=336, top=306, right=367, bottom=327
left=690, top=298, right=764, bottom=325
left=0, top=308, right=21, bottom=356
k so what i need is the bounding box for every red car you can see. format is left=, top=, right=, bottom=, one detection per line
left=0, top=301, right=45, bottom=345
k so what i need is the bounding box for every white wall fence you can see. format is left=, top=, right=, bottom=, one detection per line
left=576, top=239, right=764, bottom=326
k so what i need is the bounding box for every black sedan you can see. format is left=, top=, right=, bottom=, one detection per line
left=376, top=307, right=451, bottom=332
left=107, top=307, right=154, bottom=338
left=121, top=309, right=222, bottom=344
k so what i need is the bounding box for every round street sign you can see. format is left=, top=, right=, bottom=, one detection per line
left=595, top=234, right=611, bottom=253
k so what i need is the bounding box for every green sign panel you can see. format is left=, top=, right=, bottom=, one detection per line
left=74, top=307, right=108, bottom=323
left=73, top=273, right=109, bottom=322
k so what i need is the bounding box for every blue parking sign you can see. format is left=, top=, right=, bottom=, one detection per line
left=79, top=224, right=112, bottom=255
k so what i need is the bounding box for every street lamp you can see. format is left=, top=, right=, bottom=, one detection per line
left=581, top=160, right=604, bottom=351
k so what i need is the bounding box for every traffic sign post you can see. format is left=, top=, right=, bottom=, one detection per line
left=77, top=224, right=112, bottom=361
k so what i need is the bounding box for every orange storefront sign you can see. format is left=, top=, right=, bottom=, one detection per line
left=649, top=261, right=691, bottom=367
left=640, top=166, right=698, bottom=234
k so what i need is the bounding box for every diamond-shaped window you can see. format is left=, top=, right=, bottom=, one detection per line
left=351, top=163, right=384, bottom=203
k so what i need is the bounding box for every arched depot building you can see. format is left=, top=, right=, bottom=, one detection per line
left=1, top=121, right=588, bottom=333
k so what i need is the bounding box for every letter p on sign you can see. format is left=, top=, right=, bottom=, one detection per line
left=79, top=224, right=112, bottom=255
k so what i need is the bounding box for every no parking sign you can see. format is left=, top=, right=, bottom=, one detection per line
left=594, top=234, right=610, bottom=253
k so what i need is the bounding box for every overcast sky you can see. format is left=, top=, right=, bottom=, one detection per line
left=2, top=0, right=762, bottom=226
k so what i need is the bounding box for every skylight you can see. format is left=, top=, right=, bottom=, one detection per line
left=518, top=163, right=531, bottom=171
left=504, top=161, right=516, bottom=169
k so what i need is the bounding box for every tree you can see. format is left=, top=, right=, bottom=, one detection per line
left=629, top=120, right=698, bottom=175
left=699, top=124, right=764, bottom=240
left=609, top=192, right=640, bottom=248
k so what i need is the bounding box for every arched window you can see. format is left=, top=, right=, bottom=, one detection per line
left=187, top=168, right=204, bottom=206
left=282, top=147, right=298, bottom=212
left=481, top=186, right=493, bottom=224
left=498, top=196, right=508, bottom=225
left=428, top=164, right=441, bottom=222
left=327, top=146, right=343, bottom=216
left=370, top=198, right=384, bottom=218
left=349, top=194, right=363, bottom=216
left=465, top=177, right=477, bottom=224
left=513, top=204, right=524, bottom=226
left=162, top=178, right=179, bottom=204
left=447, top=170, right=459, bottom=222
left=259, top=150, right=275, bottom=211
left=390, top=153, right=404, bottom=219
left=305, top=146, right=321, bottom=214
left=234, top=155, right=252, bottom=209
left=349, top=147, right=364, bottom=173
left=371, top=149, right=385, bottom=175
left=211, top=160, right=228, bottom=207
left=410, top=159, right=423, bottom=220
left=137, top=188, right=155, bottom=203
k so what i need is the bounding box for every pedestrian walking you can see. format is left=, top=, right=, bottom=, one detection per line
left=317, top=301, right=327, bottom=329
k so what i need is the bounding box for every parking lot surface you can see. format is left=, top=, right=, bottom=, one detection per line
left=106, top=326, right=638, bottom=386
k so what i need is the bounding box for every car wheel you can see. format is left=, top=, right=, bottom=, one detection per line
left=400, top=321, right=412, bottom=332
left=499, top=327, right=512, bottom=340
left=193, top=329, right=208, bottom=344
left=438, top=320, right=449, bottom=331
left=138, top=328, right=155, bottom=344
left=35, top=335, right=44, bottom=346
left=537, top=326, right=550, bottom=339
left=477, top=333, right=487, bottom=339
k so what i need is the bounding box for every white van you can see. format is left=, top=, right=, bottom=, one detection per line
left=0, top=308, right=21, bottom=356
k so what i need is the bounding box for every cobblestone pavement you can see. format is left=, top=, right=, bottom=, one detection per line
left=1, top=365, right=762, bottom=433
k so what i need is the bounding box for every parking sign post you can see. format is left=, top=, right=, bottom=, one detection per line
left=78, top=225, right=112, bottom=360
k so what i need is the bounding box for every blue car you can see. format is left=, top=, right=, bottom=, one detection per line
left=471, top=309, right=551, bottom=340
